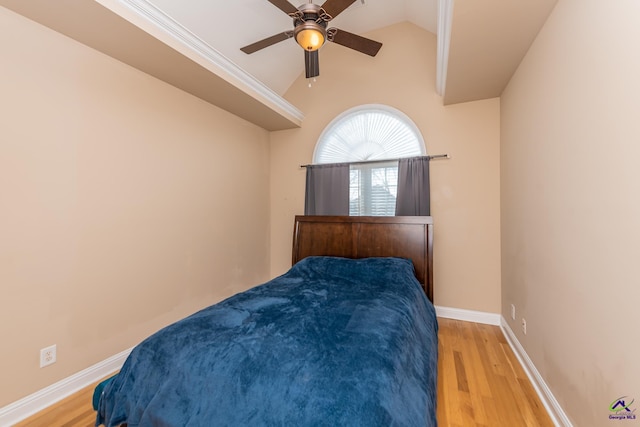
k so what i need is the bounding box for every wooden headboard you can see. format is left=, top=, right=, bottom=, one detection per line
left=292, top=215, right=434, bottom=302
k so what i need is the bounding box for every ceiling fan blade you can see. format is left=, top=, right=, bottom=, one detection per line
left=329, top=28, right=382, bottom=56
left=305, top=50, right=320, bottom=78
left=240, top=31, right=293, bottom=54
left=320, top=0, right=357, bottom=20
left=267, top=0, right=299, bottom=15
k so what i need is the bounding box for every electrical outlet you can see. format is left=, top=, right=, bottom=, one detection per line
left=511, top=304, right=516, bottom=320
left=40, top=345, right=57, bottom=368
left=522, top=318, right=527, bottom=335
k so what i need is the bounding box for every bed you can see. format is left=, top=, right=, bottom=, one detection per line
left=96, top=215, right=437, bottom=427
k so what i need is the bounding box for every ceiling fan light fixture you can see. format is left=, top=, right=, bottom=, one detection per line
left=294, top=21, right=326, bottom=51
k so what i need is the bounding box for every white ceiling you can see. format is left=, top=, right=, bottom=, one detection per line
left=144, top=0, right=439, bottom=95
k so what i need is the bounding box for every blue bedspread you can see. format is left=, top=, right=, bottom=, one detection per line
left=97, top=257, right=438, bottom=427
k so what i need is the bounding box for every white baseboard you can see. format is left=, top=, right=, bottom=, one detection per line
left=0, top=347, right=132, bottom=427
left=500, top=317, right=573, bottom=427
left=435, top=305, right=501, bottom=325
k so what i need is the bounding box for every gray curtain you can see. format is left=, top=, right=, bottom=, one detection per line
left=304, top=163, right=350, bottom=215
left=395, top=156, right=430, bottom=216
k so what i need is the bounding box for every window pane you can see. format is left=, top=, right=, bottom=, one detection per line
left=349, top=162, right=398, bottom=216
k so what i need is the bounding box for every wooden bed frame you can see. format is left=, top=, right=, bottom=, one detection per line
left=292, top=215, right=434, bottom=302
left=95, top=216, right=434, bottom=426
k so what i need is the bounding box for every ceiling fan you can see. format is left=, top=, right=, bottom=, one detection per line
left=240, top=0, right=383, bottom=79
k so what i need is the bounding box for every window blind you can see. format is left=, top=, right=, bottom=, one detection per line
left=349, top=161, right=398, bottom=216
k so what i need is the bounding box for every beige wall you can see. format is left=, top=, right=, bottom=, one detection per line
left=501, top=0, right=640, bottom=424
left=0, top=8, right=271, bottom=406
left=270, top=22, right=502, bottom=313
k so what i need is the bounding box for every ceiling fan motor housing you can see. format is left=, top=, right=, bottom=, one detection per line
left=293, top=3, right=327, bottom=51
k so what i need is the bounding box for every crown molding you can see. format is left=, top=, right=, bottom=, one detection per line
left=115, top=0, right=304, bottom=123
left=436, top=0, right=454, bottom=97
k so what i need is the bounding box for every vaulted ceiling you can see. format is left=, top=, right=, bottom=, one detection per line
left=0, top=0, right=557, bottom=129
left=145, top=0, right=440, bottom=96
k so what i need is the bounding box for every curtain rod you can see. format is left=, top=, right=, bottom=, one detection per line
left=299, top=154, right=450, bottom=168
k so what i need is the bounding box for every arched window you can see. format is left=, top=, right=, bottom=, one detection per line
left=314, top=105, right=425, bottom=163
left=313, top=105, right=425, bottom=215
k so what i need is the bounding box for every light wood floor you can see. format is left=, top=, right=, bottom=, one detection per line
left=436, top=318, right=553, bottom=426
left=16, top=318, right=553, bottom=427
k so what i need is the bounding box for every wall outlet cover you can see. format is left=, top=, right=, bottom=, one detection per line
left=40, top=345, right=57, bottom=368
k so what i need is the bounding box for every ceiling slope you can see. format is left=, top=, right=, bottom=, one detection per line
left=145, top=0, right=439, bottom=96
left=0, top=0, right=304, bottom=131
left=442, top=0, right=557, bottom=105
left=1, top=0, right=559, bottom=119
